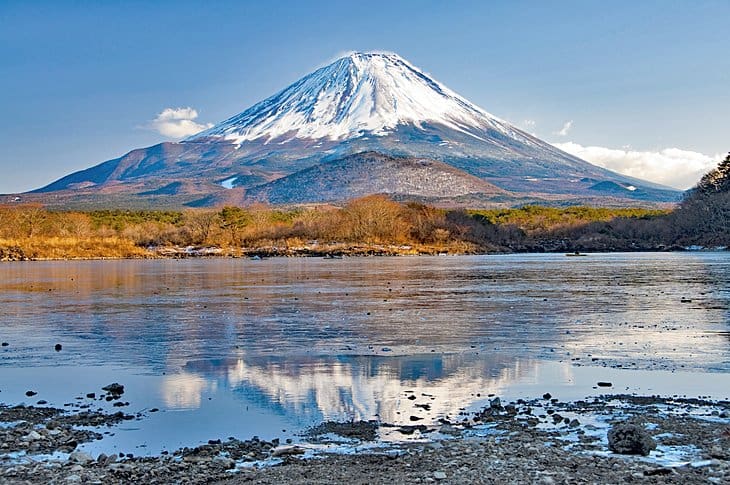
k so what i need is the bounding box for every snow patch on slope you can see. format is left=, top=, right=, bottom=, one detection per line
left=220, top=176, right=238, bottom=189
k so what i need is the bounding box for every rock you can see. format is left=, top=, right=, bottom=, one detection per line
left=102, top=383, right=124, bottom=395
left=710, top=445, right=728, bottom=460
left=25, top=390, right=37, bottom=397
left=214, top=456, right=236, bottom=469
left=433, top=471, right=447, bottom=480
left=490, top=397, right=502, bottom=409
left=86, top=393, right=95, bottom=399
left=644, top=468, right=673, bottom=476
left=568, top=419, right=580, bottom=428
left=597, top=382, right=612, bottom=387
left=69, top=450, right=94, bottom=465
left=54, top=343, right=62, bottom=352
left=65, top=474, right=81, bottom=483
left=543, top=393, right=552, bottom=400
left=1, top=342, right=8, bottom=347
left=271, top=446, right=305, bottom=457
left=24, top=430, right=42, bottom=441
left=607, top=423, right=657, bottom=456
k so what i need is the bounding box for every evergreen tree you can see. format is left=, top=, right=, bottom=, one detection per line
left=695, top=152, right=730, bottom=195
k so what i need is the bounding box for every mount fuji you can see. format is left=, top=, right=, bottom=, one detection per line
left=29, top=52, right=679, bottom=208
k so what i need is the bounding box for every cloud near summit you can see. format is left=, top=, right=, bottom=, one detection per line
left=149, top=107, right=213, bottom=138
left=553, top=141, right=722, bottom=190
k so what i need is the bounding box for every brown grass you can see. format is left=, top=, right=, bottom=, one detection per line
left=0, top=237, right=149, bottom=260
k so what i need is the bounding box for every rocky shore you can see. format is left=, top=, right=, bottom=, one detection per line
left=1, top=392, right=728, bottom=484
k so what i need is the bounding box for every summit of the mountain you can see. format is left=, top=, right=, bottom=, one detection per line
left=188, top=52, right=515, bottom=144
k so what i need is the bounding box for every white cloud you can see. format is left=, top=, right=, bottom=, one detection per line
left=149, top=107, right=213, bottom=139
left=553, top=141, right=722, bottom=189
left=554, top=120, right=573, bottom=136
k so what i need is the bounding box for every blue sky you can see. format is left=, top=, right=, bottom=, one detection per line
left=1, top=0, right=728, bottom=192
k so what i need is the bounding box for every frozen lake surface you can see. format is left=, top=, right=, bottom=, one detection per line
left=1, top=253, right=729, bottom=456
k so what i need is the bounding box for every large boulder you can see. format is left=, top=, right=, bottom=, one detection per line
left=607, top=423, right=656, bottom=456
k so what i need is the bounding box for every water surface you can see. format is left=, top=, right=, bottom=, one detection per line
left=1, top=253, right=729, bottom=454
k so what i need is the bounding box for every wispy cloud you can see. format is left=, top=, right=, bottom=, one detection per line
left=553, top=141, right=722, bottom=189
left=554, top=120, right=573, bottom=136
left=149, top=107, right=213, bottom=138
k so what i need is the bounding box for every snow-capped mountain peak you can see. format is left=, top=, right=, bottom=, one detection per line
left=188, top=52, right=509, bottom=144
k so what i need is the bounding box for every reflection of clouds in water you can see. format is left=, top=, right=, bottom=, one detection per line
left=161, top=372, right=217, bottom=409
left=223, top=355, right=543, bottom=425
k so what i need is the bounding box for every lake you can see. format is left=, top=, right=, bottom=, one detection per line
left=1, top=253, right=729, bottom=456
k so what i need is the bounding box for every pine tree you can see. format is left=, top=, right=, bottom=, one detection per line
left=695, top=152, right=730, bottom=195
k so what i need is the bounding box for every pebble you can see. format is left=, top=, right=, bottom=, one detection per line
left=433, top=471, right=447, bottom=480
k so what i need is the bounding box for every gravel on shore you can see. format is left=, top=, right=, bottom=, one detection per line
left=1, top=395, right=728, bottom=484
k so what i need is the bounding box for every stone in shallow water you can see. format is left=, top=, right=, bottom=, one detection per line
left=102, top=383, right=124, bottom=395
left=607, top=423, right=656, bottom=456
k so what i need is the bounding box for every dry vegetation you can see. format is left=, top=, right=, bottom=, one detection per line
left=0, top=195, right=682, bottom=260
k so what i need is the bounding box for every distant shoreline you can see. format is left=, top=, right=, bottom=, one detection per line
left=2, top=244, right=726, bottom=263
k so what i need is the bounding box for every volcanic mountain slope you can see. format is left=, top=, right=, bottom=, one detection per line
left=243, top=152, right=509, bottom=204
left=28, top=52, right=681, bottom=207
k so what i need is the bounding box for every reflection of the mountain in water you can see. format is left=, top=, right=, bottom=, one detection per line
left=177, top=353, right=545, bottom=425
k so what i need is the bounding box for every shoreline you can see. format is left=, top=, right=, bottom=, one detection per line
left=1, top=392, right=728, bottom=484
left=1, top=244, right=725, bottom=263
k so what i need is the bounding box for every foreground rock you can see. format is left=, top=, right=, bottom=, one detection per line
left=608, top=422, right=657, bottom=456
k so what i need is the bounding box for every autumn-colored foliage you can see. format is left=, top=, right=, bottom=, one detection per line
left=0, top=191, right=720, bottom=260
